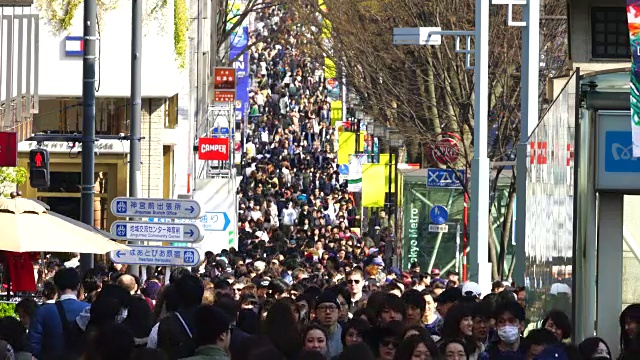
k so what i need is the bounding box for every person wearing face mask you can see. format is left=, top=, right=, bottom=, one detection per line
left=479, top=301, right=526, bottom=360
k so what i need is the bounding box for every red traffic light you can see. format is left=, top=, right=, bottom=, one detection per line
left=29, top=149, right=48, bottom=168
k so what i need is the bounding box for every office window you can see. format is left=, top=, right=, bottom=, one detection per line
left=591, top=7, right=630, bottom=59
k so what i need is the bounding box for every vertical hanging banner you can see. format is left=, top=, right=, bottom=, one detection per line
left=347, top=154, right=367, bottom=192
left=230, top=26, right=250, bottom=123
left=628, top=2, right=640, bottom=156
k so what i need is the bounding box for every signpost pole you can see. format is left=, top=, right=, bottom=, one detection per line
left=129, top=0, right=143, bottom=277
left=469, top=0, right=491, bottom=293
left=514, top=0, right=540, bottom=286
left=80, top=0, right=97, bottom=272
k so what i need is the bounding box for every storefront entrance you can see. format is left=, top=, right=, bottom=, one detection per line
left=17, top=141, right=129, bottom=231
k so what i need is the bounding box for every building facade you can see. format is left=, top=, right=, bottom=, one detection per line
left=17, top=0, right=192, bottom=229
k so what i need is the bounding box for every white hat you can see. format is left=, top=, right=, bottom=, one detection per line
left=549, top=283, right=571, bottom=296
left=462, top=281, right=482, bottom=298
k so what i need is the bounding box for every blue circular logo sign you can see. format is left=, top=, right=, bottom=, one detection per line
left=231, top=28, right=248, bottom=48
left=429, top=205, right=449, bottom=225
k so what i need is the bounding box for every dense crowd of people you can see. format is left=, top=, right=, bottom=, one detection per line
left=0, top=3, right=635, bottom=360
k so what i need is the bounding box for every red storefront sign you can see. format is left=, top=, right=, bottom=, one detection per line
left=198, top=137, right=229, bottom=161
left=0, top=131, right=17, bottom=167
left=214, top=68, right=236, bottom=89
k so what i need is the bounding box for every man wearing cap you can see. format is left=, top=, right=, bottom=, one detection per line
left=180, top=305, right=232, bottom=360
left=315, top=291, right=343, bottom=357
left=461, top=281, right=483, bottom=302
left=430, top=268, right=441, bottom=281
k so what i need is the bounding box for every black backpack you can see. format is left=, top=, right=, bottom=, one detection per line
left=157, top=312, right=196, bottom=360
left=51, top=301, right=82, bottom=360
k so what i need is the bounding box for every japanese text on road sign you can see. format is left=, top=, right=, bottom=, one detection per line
left=111, top=197, right=203, bottom=219
left=110, top=245, right=201, bottom=267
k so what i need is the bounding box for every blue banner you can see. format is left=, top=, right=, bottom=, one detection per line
left=230, top=26, right=250, bottom=123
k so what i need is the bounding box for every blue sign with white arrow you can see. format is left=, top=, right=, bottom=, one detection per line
left=110, top=245, right=201, bottom=267
left=149, top=212, right=231, bottom=232
left=338, top=164, right=349, bottom=175
left=110, top=221, right=203, bottom=242
left=429, top=205, right=449, bottom=225
left=110, top=197, right=203, bottom=219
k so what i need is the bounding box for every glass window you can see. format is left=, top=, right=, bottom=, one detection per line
left=591, top=7, right=630, bottom=59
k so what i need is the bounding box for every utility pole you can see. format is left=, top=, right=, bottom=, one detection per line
left=80, top=0, right=97, bottom=273
left=129, top=0, right=143, bottom=277
left=468, top=0, right=491, bottom=293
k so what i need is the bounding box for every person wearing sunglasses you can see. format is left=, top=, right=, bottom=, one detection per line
left=346, top=267, right=366, bottom=313
left=373, top=320, right=404, bottom=360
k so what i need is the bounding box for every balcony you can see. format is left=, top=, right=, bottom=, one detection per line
left=0, top=6, right=39, bottom=141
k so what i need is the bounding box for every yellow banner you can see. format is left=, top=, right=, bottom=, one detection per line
left=379, top=154, right=396, bottom=190
left=362, top=164, right=386, bottom=207
left=338, top=132, right=365, bottom=164
left=330, top=101, right=342, bottom=125
left=325, top=56, right=337, bottom=79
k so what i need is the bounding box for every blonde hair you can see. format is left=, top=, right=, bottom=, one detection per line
left=202, top=288, right=215, bottom=305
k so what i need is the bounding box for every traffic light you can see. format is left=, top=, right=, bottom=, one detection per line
left=29, top=148, right=50, bottom=189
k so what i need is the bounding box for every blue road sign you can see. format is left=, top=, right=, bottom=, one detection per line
left=110, top=221, right=203, bottom=242
left=338, top=164, right=349, bottom=175
left=426, top=168, right=465, bottom=189
left=111, top=197, right=203, bottom=219
left=429, top=205, right=449, bottom=225
left=212, top=127, right=234, bottom=135
left=148, top=211, right=231, bottom=232
left=110, top=245, right=201, bottom=267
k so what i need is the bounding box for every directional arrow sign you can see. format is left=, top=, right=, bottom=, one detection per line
left=110, top=245, right=201, bottom=267
left=110, top=197, right=203, bottom=219
left=150, top=212, right=231, bottom=232
left=110, top=221, right=203, bottom=243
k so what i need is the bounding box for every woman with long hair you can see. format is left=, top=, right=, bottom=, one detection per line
left=263, top=298, right=302, bottom=359
left=440, top=304, right=483, bottom=360
left=619, top=304, right=640, bottom=359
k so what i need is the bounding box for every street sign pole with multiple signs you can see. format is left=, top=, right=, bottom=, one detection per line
left=109, top=197, right=204, bottom=267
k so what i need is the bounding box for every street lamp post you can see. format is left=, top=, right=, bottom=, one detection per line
left=390, top=132, right=404, bottom=268
left=393, top=0, right=491, bottom=291
left=393, top=0, right=538, bottom=292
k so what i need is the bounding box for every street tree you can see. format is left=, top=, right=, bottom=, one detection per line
left=0, top=167, right=27, bottom=197
left=295, top=0, right=569, bottom=280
